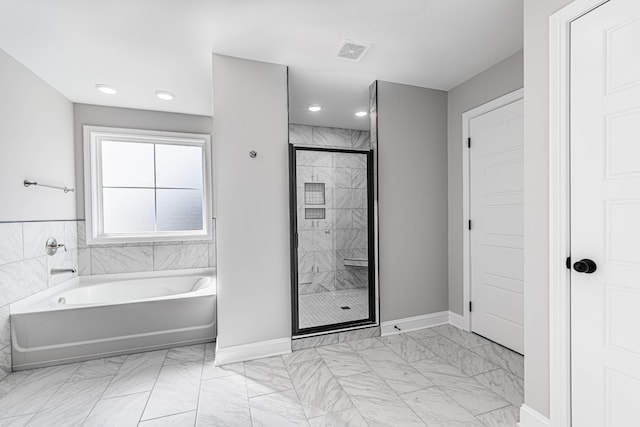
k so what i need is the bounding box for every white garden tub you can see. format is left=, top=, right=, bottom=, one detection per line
left=10, top=269, right=216, bottom=370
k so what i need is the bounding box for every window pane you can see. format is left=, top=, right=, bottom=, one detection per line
left=101, top=141, right=155, bottom=187
left=156, top=189, right=203, bottom=231
left=103, top=188, right=155, bottom=233
left=155, top=144, right=203, bottom=189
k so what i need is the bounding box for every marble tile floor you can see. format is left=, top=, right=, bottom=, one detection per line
left=299, top=289, right=369, bottom=329
left=0, top=325, right=523, bottom=426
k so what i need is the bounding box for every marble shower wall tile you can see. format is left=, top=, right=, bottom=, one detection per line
left=0, top=223, right=23, bottom=265
left=289, top=124, right=370, bottom=150
left=289, top=124, right=314, bottom=146
left=91, top=246, right=154, bottom=275
left=0, top=257, right=48, bottom=307
left=22, top=221, right=65, bottom=259
left=154, top=243, right=209, bottom=270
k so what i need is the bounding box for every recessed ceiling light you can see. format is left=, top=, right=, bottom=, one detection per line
left=95, top=84, right=117, bottom=95
left=355, top=111, right=368, bottom=117
left=155, top=91, right=175, bottom=101
left=308, top=105, right=322, bottom=112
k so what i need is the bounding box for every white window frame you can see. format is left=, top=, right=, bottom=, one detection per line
left=83, top=125, right=213, bottom=245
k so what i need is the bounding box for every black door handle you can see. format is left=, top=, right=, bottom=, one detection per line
left=573, top=259, right=597, bottom=274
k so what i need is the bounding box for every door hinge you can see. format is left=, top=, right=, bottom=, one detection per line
left=468, top=220, right=472, bottom=230
left=566, top=256, right=571, bottom=270
left=469, top=301, right=473, bottom=312
left=467, top=137, right=471, bottom=148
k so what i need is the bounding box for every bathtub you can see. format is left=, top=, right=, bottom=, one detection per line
left=10, top=268, right=216, bottom=370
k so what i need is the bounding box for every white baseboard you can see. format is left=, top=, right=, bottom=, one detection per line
left=215, top=337, right=291, bottom=366
left=519, top=404, right=550, bottom=427
left=381, top=311, right=449, bottom=336
left=448, top=311, right=466, bottom=329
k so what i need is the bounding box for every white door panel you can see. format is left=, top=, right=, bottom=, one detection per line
left=470, top=98, right=524, bottom=354
left=571, top=0, right=640, bottom=424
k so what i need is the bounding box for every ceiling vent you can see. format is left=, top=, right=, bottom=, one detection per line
left=334, top=39, right=373, bottom=62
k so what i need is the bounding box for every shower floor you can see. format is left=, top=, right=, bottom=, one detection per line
left=298, top=288, right=369, bottom=329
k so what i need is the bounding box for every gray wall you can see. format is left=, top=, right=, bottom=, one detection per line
left=0, top=49, right=75, bottom=222
left=73, top=103, right=214, bottom=219
left=447, top=51, right=524, bottom=315
left=523, top=0, right=573, bottom=418
left=212, top=55, right=291, bottom=349
left=377, top=81, right=448, bottom=322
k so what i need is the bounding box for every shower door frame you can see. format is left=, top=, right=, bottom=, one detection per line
left=289, top=145, right=377, bottom=336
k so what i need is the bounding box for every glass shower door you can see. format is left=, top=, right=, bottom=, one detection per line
left=290, top=146, right=375, bottom=335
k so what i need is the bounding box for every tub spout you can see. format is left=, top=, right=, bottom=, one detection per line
left=50, top=268, right=77, bottom=275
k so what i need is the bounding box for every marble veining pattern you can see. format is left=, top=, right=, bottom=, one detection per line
left=0, top=324, right=522, bottom=426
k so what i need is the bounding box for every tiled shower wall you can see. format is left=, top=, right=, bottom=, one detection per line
left=76, top=221, right=216, bottom=275
left=0, top=221, right=79, bottom=377
left=289, top=124, right=370, bottom=149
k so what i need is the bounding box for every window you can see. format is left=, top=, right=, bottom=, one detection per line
left=83, top=126, right=212, bottom=244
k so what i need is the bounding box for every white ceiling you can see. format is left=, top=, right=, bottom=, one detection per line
left=0, top=0, right=523, bottom=117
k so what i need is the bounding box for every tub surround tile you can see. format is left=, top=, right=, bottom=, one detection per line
left=22, top=222, right=65, bottom=260
left=27, top=376, right=111, bottom=427
left=308, top=408, right=367, bottom=427
left=357, top=346, right=433, bottom=394
left=139, top=411, right=197, bottom=427
left=196, top=375, right=251, bottom=427
left=249, top=388, right=308, bottom=427
left=401, top=387, right=483, bottom=427
left=476, top=405, right=520, bottom=427
left=286, top=357, right=353, bottom=418
left=69, top=355, right=127, bottom=382
left=47, top=248, right=78, bottom=287
left=0, top=224, right=23, bottom=266
left=471, top=342, right=524, bottom=379
left=0, top=363, right=79, bottom=418
left=77, top=248, right=91, bottom=276
left=0, top=257, right=47, bottom=307
left=433, top=324, right=491, bottom=349
left=380, top=333, right=436, bottom=363
left=154, top=244, right=209, bottom=271
left=142, top=361, right=203, bottom=421
left=83, top=391, right=150, bottom=427
left=316, top=343, right=371, bottom=377
left=337, top=371, right=425, bottom=426
left=244, top=356, right=293, bottom=397
left=208, top=242, right=216, bottom=268
left=91, top=246, right=154, bottom=275
left=64, top=221, right=78, bottom=251
left=102, top=349, right=167, bottom=399
left=473, top=368, right=524, bottom=406
left=76, top=221, right=87, bottom=249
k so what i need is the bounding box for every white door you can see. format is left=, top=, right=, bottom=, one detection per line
left=571, top=0, right=640, bottom=424
left=469, top=98, right=524, bottom=354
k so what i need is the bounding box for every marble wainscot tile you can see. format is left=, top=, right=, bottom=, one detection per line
left=244, top=356, right=293, bottom=397
left=433, top=324, right=491, bottom=348
left=419, top=335, right=498, bottom=377
left=165, top=344, right=205, bottom=365
left=0, top=223, right=23, bottom=266
left=338, top=326, right=380, bottom=343
left=47, top=248, right=78, bottom=286
left=282, top=348, right=322, bottom=366
left=249, top=388, right=308, bottom=427
left=309, top=408, right=368, bottom=427
left=337, top=371, right=425, bottom=426
left=83, top=391, right=150, bottom=427
left=142, top=361, right=203, bottom=421
left=153, top=243, right=209, bottom=270
left=316, top=343, right=371, bottom=377
left=476, top=405, right=520, bottom=427
left=0, top=257, right=47, bottom=307
left=401, top=387, right=483, bottom=427
left=0, top=414, right=33, bottom=426
left=472, top=342, right=524, bottom=379
left=77, top=248, right=91, bottom=276
left=380, top=333, right=436, bottom=363
left=474, top=368, right=524, bottom=406
left=68, top=355, right=127, bottom=382
left=27, top=376, right=111, bottom=427
left=286, top=357, right=353, bottom=418
left=91, top=246, right=153, bottom=274
left=139, top=411, right=196, bottom=427
left=289, top=124, right=314, bottom=147
left=102, top=350, right=167, bottom=398
left=430, top=375, right=509, bottom=416
left=291, top=334, right=339, bottom=351
left=0, top=364, right=79, bottom=418
left=0, top=306, right=10, bottom=349
left=357, top=346, right=433, bottom=394
left=196, top=375, right=251, bottom=427
left=22, top=221, right=65, bottom=259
